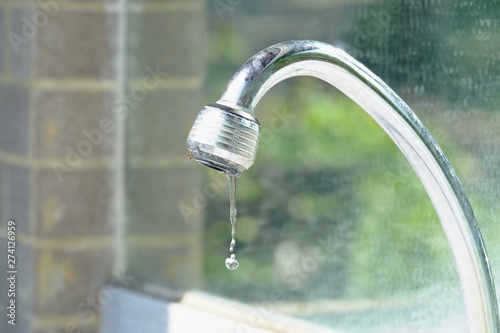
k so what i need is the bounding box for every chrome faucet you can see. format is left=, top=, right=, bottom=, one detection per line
left=187, top=40, right=499, bottom=332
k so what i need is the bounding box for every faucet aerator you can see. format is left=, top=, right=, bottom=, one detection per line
left=187, top=104, right=260, bottom=177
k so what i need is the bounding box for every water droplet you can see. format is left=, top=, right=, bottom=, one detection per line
left=225, top=254, right=239, bottom=270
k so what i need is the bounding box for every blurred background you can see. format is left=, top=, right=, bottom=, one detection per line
left=0, top=0, right=499, bottom=332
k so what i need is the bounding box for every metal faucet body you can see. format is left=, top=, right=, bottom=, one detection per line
left=187, top=40, right=499, bottom=332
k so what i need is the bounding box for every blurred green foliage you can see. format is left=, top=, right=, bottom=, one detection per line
left=202, top=77, right=454, bottom=300
left=347, top=0, right=500, bottom=108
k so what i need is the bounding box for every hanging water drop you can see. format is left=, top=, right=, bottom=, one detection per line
left=225, top=253, right=239, bottom=270
left=225, top=174, right=239, bottom=270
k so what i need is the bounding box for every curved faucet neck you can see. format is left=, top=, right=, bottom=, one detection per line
left=218, top=41, right=388, bottom=114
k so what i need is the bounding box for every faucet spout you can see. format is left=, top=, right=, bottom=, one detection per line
left=187, top=40, right=499, bottom=332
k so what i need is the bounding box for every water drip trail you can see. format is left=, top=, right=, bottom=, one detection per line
left=225, top=174, right=239, bottom=270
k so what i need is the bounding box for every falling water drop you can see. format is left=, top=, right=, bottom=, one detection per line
left=225, top=254, right=239, bottom=270
left=225, top=174, right=239, bottom=270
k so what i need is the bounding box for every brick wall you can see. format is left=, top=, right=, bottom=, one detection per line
left=0, top=1, right=120, bottom=332
left=125, top=0, right=206, bottom=288
left=0, top=0, right=207, bottom=332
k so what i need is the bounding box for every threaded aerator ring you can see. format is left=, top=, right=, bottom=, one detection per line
left=187, top=104, right=260, bottom=176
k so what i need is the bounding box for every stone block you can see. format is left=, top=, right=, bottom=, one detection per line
left=34, top=89, right=117, bottom=159
left=37, top=244, right=114, bottom=316
left=128, top=8, right=206, bottom=79
left=36, top=10, right=118, bottom=79
left=9, top=8, right=35, bottom=78
left=126, top=165, right=203, bottom=235
left=127, top=90, right=203, bottom=157
left=0, top=8, right=5, bottom=76
left=0, top=85, right=30, bottom=155
left=8, top=165, right=31, bottom=235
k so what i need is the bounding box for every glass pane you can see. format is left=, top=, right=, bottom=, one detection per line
left=125, top=1, right=500, bottom=332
